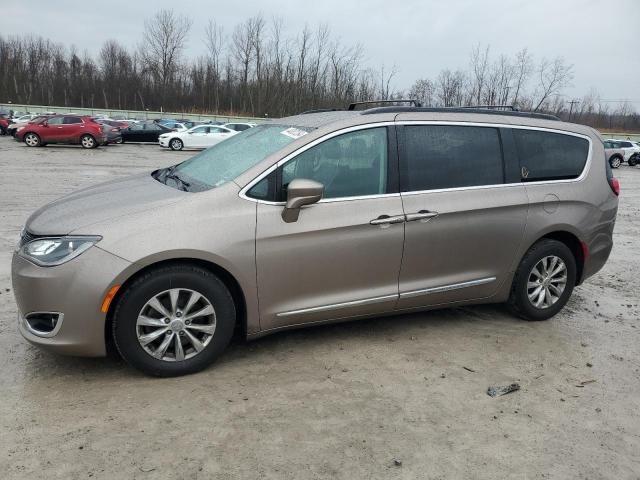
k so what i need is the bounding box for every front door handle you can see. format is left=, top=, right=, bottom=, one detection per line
left=405, top=210, right=439, bottom=222
left=370, top=214, right=405, bottom=226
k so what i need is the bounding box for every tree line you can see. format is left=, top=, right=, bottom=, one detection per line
left=0, top=10, right=637, bottom=131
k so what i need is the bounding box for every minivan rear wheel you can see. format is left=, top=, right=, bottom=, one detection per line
left=507, top=239, right=576, bottom=321
left=112, top=264, right=236, bottom=377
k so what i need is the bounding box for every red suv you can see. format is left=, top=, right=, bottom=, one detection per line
left=15, top=115, right=107, bottom=149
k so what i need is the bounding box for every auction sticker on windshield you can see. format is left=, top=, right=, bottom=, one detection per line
left=280, top=127, right=308, bottom=139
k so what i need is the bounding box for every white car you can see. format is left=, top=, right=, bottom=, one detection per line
left=159, top=125, right=238, bottom=151
left=13, top=114, right=38, bottom=123
left=605, top=138, right=640, bottom=163
left=222, top=122, right=256, bottom=132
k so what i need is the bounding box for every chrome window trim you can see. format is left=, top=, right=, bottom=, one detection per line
left=398, top=121, right=593, bottom=195
left=277, top=293, right=398, bottom=317
left=239, top=121, right=396, bottom=205
left=399, top=277, right=497, bottom=299
left=239, top=120, right=593, bottom=204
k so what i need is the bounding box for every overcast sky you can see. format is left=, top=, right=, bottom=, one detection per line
left=2, top=0, right=639, bottom=109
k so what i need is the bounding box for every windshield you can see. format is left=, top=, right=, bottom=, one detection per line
left=171, top=124, right=311, bottom=190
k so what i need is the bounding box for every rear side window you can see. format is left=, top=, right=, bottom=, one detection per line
left=63, top=116, right=82, bottom=124
left=620, top=141, right=633, bottom=148
left=513, top=129, right=589, bottom=181
left=401, top=125, right=504, bottom=191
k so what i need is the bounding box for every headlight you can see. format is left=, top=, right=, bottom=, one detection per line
left=19, top=236, right=102, bottom=267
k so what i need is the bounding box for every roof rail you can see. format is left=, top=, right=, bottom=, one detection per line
left=459, top=104, right=518, bottom=111
left=359, top=106, right=560, bottom=121
left=347, top=99, right=421, bottom=111
left=300, top=108, right=343, bottom=115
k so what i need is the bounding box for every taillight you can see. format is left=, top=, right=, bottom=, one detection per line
left=610, top=177, right=620, bottom=196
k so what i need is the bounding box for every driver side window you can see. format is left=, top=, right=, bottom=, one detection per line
left=280, top=127, right=388, bottom=200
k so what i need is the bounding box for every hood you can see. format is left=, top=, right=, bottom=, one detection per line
left=26, top=173, right=186, bottom=235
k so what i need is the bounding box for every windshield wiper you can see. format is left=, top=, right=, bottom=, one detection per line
left=159, top=165, right=191, bottom=192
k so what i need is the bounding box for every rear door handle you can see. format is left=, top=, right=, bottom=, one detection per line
left=370, top=214, right=405, bottom=226
left=405, top=210, right=439, bottom=222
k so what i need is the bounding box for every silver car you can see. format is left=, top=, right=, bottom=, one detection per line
left=12, top=106, right=619, bottom=376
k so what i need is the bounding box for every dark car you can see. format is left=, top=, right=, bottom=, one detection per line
left=93, top=119, right=125, bottom=144
left=120, top=122, right=173, bottom=143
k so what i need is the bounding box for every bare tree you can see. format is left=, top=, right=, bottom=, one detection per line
left=512, top=48, right=532, bottom=107
left=470, top=43, right=490, bottom=105
left=204, top=19, right=224, bottom=111
left=379, top=64, right=398, bottom=100
left=139, top=9, right=192, bottom=108
left=533, top=57, right=574, bottom=111
left=409, top=78, right=435, bottom=106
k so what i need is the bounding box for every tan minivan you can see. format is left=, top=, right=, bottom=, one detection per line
left=12, top=106, right=620, bottom=376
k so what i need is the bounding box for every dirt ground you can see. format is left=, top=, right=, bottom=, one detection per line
left=0, top=137, right=639, bottom=480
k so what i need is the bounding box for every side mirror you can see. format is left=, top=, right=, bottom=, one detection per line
left=42, top=121, right=48, bottom=127
left=282, top=179, right=324, bottom=223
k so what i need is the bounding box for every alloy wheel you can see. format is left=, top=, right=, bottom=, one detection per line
left=527, top=255, right=567, bottom=309
left=81, top=135, right=95, bottom=148
left=170, top=139, right=183, bottom=150
left=136, top=288, right=216, bottom=362
left=25, top=133, right=39, bottom=146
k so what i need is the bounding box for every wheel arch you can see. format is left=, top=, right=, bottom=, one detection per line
left=104, top=257, right=248, bottom=354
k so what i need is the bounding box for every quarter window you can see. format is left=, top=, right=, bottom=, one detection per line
left=513, top=129, right=589, bottom=181
left=281, top=127, right=388, bottom=200
left=401, top=125, right=504, bottom=191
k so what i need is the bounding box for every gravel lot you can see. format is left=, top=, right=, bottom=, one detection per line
left=1, top=137, right=639, bottom=479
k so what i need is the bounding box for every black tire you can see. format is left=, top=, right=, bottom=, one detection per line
left=112, top=264, right=236, bottom=377
left=169, top=138, right=184, bottom=151
left=24, top=132, right=41, bottom=147
left=507, top=239, right=577, bottom=321
left=629, top=156, right=638, bottom=167
left=80, top=134, right=97, bottom=149
left=609, top=155, right=622, bottom=169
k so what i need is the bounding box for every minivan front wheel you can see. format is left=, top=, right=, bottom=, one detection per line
left=112, top=264, right=236, bottom=376
left=508, top=239, right=576, bottom=321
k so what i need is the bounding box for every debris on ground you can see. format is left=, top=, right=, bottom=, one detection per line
left=393, top=459, right=402, bottom=467
left=463, top=366, right=476, bottom=373
left=487, top=383, right=520, bottom=397
left=576, top=379, right=597, bottom=387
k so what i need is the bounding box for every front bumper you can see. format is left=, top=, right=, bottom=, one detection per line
left=12, top=246, right=132, bottom=357
left=159, top=137, right=169, bottom=148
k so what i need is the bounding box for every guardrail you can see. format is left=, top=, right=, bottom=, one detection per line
left=0, top=103, right=266, bottom=123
